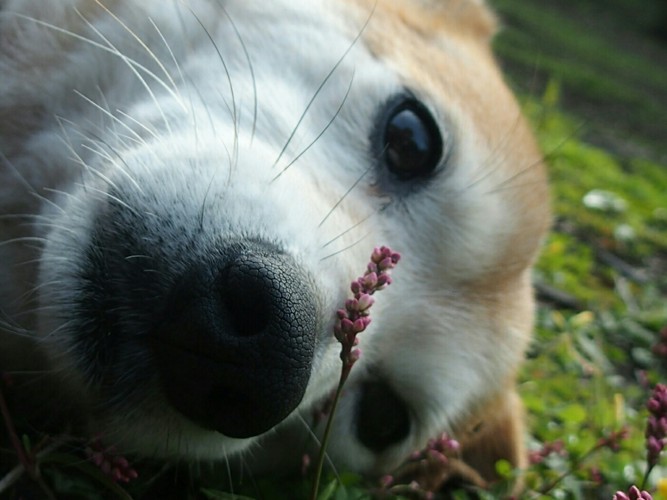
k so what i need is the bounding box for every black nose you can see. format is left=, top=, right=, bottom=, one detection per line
left=151, top=242, right=319, bottom=438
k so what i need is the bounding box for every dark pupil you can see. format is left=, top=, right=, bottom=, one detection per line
left=384, top=108, right=435, bottom=178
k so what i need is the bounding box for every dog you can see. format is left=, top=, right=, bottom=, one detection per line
left=0, top=0, right=550, bottom=488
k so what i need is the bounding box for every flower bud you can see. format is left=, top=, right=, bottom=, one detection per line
left=340, top=318, right=354, bottom=334
left=361, top=272, right=378, bottom=291
left=353, top=317, right=370, bottom=333
left=379, top=475, right=394, bottom=488
left=345, top=298, right=359, bottom=312
left=378, top=256, right=394, bottom=271
left=334, top=324, right=344, bottom=342
left=426, top=449, right=448, bottom=464
left=357, top=293, right=375, bottom=312
left=371, top=247, right=384, bottom=263
left=647, top=435, right=663, bottom=465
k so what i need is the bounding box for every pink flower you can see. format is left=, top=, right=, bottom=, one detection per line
left=645, top=384, right=667, bottom=468
left=598, top=426, right=630, bottom=452
left=409, top=433, right=460, bottom=463
left=311, top=247, right=401, bottom=498
left=86, top=436, right=138, bottom=483
left=613, top=485, right=652, bottom=500
left=335, top=246, right=400, bottom=370
left=529, top=439, right=567, bottom=465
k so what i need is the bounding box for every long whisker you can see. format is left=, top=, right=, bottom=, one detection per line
left=321, top=211, right=376, bottom=249
left=72, top=8, right=175, bottom=135
left=12, top=14, right=183, bottom=110
left=320, top=233, right=370, bottom=262
left=149, top=17, right=186, bottom=89
left=272, top=72, right=356, bottom=182
left=0, top=152, right=65, bottom=216
left=72, top=89, right=147, bottom=147
left=53, top=113, right=146, bottom=198
left=92, top=0, right=181, bottom=99
left=461, top=109, right=525, bottom=194
left=272, top=3, right=377, bottom=169
left=188, top=9, right=240, bottom=168
left=116, top=109, right=160, bottom=141
left=54, top=116, right=127, bottom=197
left=216, top=2, right=259, bottom=145
left=295, top=412, right=340, bottom=480
left=318, top=166, right=372, bottom=229
left=485, top=121, right=585, bottom=196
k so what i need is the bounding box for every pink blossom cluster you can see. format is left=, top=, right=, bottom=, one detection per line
left=333, top=246, right=400, bottom=371
left=529, top=439, right=567, bottom=465
left=645, top=383, right=667, bottom=468
left=86, top=437, right=138, bottom=483
left=408, top=433, right=461, bottom=464
left=377, top=433, right=461, bottom=498
left=598, top=426, right=631, bottom=453
left=310, top=247, right=400, bottom=499
left=613, top=485, right=653, bottom=500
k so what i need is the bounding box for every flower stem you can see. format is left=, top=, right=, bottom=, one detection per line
left=535, top=442, right=606, bottom=496
left=309, top=367, right=348, bottom=500
left=640, top=465, right=653, bottom=491
left=309, top=247, right=399, bottom=499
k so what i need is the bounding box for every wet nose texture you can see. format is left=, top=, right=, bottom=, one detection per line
left=151, top=243, right=319, bottom=438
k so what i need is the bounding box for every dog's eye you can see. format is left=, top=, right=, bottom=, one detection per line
left=356, top=380, right=410, bottom=452
left=382, top=98, right=443, bottom=180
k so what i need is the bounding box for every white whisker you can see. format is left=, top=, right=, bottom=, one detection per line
left=92, top=0, right=181, bottom=99
left=320, top=233, right=370, bottom=262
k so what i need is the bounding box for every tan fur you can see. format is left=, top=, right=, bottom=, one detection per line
left=456, top=388, right=527, bottom=485
left=349, top=0, right=549, bottom=485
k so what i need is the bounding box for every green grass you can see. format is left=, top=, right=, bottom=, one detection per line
left=492, top=0, right=667, bottom=161
left=491, top=0, right=667, bottom=496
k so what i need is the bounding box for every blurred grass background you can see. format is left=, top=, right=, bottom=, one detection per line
left=490, top=0, right=667, bottom=497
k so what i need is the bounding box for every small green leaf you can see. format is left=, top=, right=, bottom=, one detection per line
left=559, top=403, right=588, bottom=425
left=495, top=459, right=513, bottom=479
left=21, top=434, right=31, bottom=453
left=317, top=478, right=338, bottom=500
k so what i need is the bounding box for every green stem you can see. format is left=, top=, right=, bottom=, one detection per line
left=535, top=442, right=606, bottom=497
left=640, top=464, right=654, bottom=491
left=309, top=365, right=349, bottom=500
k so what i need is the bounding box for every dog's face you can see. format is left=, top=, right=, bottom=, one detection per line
left=1, top=0, right=549, bottom=478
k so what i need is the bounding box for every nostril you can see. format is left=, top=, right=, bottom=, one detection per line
left=356, top=380, right=411, bottom=452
